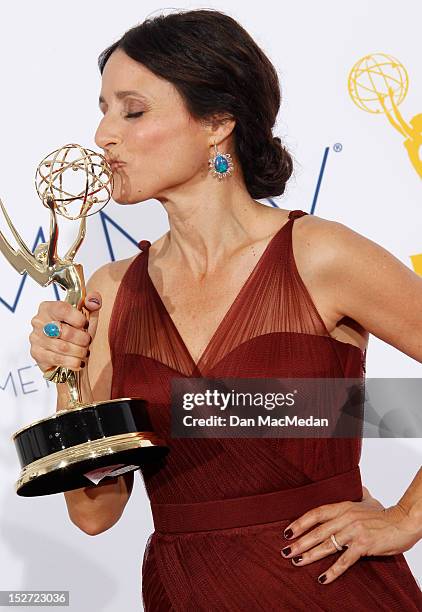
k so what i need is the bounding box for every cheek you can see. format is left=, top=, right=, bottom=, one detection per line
left=112, top=120, right=206, bottom=202
left=131, top=117, right=202, bottom=160
left=129, top=118, right=173, bottom=154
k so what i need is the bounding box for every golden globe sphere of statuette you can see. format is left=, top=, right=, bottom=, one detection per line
left=35, top=143, right=114, bottom=220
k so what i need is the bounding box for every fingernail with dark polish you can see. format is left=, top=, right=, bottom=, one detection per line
left=84, top=321, right=89, bottom=329
left=284, top=528, right=293, bottom=539
left=281, top=547, right=291, bottom=556
left=87, top=350, right=90, bottom=357
left=292, top=555, right=302, bottom=563
left=318, top=574, right=327, bottom=584
left=81, top=361, right=85, bottom=368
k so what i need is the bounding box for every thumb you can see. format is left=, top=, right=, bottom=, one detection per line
left=84, top=291, right=102, bottom=342
left=362, top=486, right=384, bottom=510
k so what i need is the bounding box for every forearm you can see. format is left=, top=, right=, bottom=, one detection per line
left=56, top=383, right=131, bottom=535
left=63, top=474, right=130, bottom=535
left=396, top=467, right=422, bottom=540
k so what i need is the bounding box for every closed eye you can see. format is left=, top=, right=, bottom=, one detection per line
left=125, top=112, right=144, bottom=119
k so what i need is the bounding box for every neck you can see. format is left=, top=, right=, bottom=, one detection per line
left=155, top=180, right=275, bottom=277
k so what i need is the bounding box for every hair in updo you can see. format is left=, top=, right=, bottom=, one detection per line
left=98, top=9, right=294, bottom=199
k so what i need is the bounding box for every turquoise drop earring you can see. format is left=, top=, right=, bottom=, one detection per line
left=208, top=142, right=234, bottom=180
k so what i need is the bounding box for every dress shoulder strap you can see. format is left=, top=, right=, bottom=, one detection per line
left=288, top=209, right=308, bottom=220
left=138, top=239, right=151, bottom=251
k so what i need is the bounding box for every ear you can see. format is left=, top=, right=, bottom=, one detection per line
left=204, top=112, right=236, bottom=148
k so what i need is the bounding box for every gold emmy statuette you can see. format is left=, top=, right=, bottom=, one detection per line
left=0, top=144, right=169, bottom=497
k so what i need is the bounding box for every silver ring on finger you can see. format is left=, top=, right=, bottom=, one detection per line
left=330, top=533, right=347, bottom=552
left=42, top=320, right=63, bottom=339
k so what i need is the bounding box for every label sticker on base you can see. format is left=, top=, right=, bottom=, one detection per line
left=83, top=464, right=140, bottom=485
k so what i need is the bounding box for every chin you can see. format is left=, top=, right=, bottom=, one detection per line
left=112, top=198, right=132, bottom=205
left=111, top=186, right=134, bottom=204
left=111, top=192, right=151, bottom=206
left=110, top=179, right=150, bottom=204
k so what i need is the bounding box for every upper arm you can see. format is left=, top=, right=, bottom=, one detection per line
left=313, top=219, right=422, bottom=363
left=85, top=260, right=128, bottom=402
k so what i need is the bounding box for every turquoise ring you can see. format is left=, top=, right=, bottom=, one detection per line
left=43, top=321, right=62, bottom=339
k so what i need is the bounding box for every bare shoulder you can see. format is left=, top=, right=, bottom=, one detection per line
left=293, top=211, right=371, bottom=249
left=291, top=211, right=422, bottom=362
left=291, top=211, right=405, bottom=289
left=284, top=212, right=368, bottom=348
left=285, top=211, right=351, bottom=294
left=87, top=254, right=139, bottom=293
left=289, top=209, right=359, bottom=245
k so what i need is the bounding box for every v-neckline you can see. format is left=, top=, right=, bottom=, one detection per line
left=144, top=215, right=294, bottom=371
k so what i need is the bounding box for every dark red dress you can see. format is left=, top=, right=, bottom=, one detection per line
left=109, top=209, right=422, bottom=611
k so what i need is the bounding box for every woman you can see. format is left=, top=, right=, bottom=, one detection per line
left=29, top=8, right=422, bottom=611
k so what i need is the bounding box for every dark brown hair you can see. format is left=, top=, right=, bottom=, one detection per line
left=98, top=8, right=293, bottom=199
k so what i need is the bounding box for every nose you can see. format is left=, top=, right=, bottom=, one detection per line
left=94, top=114, right=121, bottom=152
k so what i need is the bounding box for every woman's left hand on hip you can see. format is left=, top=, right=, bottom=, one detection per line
left=280, top=486, right=420, bottom=584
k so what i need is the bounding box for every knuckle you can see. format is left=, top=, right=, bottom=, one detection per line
left=58, top=356, right=75, bottom=369
left=313, top=508, right=324, bottom=522
left=69, top=357, right=82, bottom=369
left=34, top=346, right=44, bottom=360
left=67, top=329, right=85, bottom=349
left=59, top=323, right=71, bottom=340
left=356, top=539, right=367, bottom=552
left=58, top=340, right=68, bottom=354
left=312, top=526, right=324, bottom=541
left=350, top=519, right=364, bottom=534
left=31, top=346, right=45, bottom=364
left=343, top=509, right=358, bottom=522
left=72, top=345, right=85, bottom=359
left=73, top=310, right=87, bottom=329
left=63, top=323, right=79, bottom=343
left=330, top=564, right=341, bottom=577
left=71, top=329, right=89, bottom=347
left=56, top=301, right=71, bottom=319
left=37, top=301, right=48, bottom=315
left=31, top=316, right=42, bottom=329
left=50, top=302, right=63, bottom=320
left=74, top=317, right=85, bottom=330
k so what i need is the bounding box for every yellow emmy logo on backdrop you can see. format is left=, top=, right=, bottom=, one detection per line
left=348, top=53, right=421, bottom=180
left=348, top=53, right=422, bottom=276
left=410, top=253, right=422, bottom=276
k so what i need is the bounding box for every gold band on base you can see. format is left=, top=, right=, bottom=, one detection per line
left=15, top=431, right=163, bottom=492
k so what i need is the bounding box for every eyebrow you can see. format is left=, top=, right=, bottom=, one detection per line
left=98, top=90, right=149, bottom=105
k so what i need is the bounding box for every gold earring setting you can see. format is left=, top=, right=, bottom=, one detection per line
left=208, top=142, right=234, bottom=179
